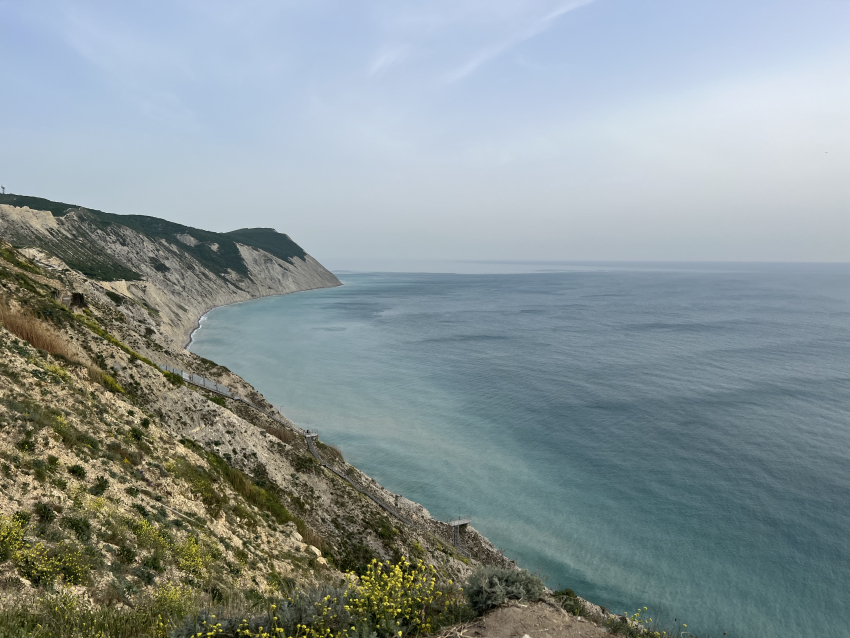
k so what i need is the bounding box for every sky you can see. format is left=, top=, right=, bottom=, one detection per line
left=1, top=0, right=848, bottom=266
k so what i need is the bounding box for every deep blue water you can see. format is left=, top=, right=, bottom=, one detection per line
left=189, top=264, right=850, bottom=638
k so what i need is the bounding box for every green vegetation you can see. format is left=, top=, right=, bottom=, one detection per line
left=0, top=193, right=309, bottom=281
left=59, top=515, right=91, bottom=542
left=0, top=224, right=575, bottom=638
left=0, top=246, right=41, bottom=275
left=0, top=515, right=90, bottom=588
left=75, top=315, right=157, bottom=369
left=0, top=557, right=477, bottom=638
left=0, top=194, right=142, bottom=280
left=463, top=565, right=546, bottom=614
left=163, top=371, right=184, bottom=387
left=0, top=194, right=86, bottom=218
left=224, top=227, right=307, bottom=265
left=68, top=464, right=86, bottom=479
left=53, top=416, right=100, bottom=451
left=88, top=475, right=109, bottom=496
left=165, top=458, right=228, bottom=519
left=552, top=587, right=586, bottom=616
left=103, top=290, right=125, bottom=306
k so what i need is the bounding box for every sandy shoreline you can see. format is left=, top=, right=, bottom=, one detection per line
left=182, top=283, right=344, bottom=350
left=184, top=308, right=212, bottom=349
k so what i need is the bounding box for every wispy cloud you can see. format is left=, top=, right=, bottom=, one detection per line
left=445, top=0, right=596, bottom=82
left=369, top=46, right=411, bottom=77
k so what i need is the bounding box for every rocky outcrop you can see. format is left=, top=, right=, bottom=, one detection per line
left=0, top=203, right=341, bottom=346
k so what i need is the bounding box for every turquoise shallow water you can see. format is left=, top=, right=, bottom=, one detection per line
left=189, top=264, right=850, bottom=638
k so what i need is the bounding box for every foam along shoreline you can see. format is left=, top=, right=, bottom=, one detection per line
left=185, top=309, right=210, bottom=349
left=182, top=282, right=342, bottom=350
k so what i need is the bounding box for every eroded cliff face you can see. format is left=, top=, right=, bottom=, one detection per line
left=0, top=204, right=341, bottom=346
left=0, top=234, right=509, bottom=602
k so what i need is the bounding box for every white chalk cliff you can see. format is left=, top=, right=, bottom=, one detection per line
left=0, top=202, right=341, bottom=346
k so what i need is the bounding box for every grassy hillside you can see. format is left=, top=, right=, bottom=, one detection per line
left=0, top=194, right=308, bottom=281
left=0, top=237, right=676, bottom=637
left=0, top=242, right=515, bottom=637
left=224, top=228, right=306, bottom=264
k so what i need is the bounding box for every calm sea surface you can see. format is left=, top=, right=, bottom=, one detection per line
left=189, top=264, right=850, bottom=638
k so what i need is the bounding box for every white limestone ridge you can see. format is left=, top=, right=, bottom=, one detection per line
left=0, top=203, right=341, bottom=347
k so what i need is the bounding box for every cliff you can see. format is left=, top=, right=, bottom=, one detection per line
left=0, top=194, right=341, bottom=346
left=0, top=196, right=638, bottom=638
left=0, top=196, right=535, bottom=633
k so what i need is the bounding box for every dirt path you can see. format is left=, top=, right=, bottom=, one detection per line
left=438, top=602, right=611, bottom=638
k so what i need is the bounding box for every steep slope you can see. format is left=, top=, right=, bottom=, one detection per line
left=0, top=206, right=655, bottom=637
left=0, top=224, right=520, bottom=632
left=0, top=195, right=341, bottom=346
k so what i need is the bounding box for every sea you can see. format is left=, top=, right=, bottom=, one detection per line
left=188, top=262, right=850, bottom=638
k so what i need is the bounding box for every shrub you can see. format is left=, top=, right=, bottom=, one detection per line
left=0, top=515, right=26, bottom=561
left=106, top=440, right=142, bottom=465
left=87, top=366, right=125, bottom=393
left=34, top=502, right=56, bottom=524
left=371, top=516, right=398, bottom=541
left=13, top=542, right=89, bottom=586
left=104, top=290, right=124, bottom=306
left=45, top=363, right=70, bottom=382
left=131, top=518, right=171, bottom=553
left=13, top=542, right=58, bottom=585
left=68, top=464, right=87, bottom=479
left=165, top=459, right=227, bottom=518
left=102, top=373, right=124, bottom=394
left=53, top=417, right=99, bottom=451
left=163, top=371, right=184, bottom=387
left=89, top=475, right=109, bottom=496
left=13, top=511, right=32, bottom=527
left=116, top=545, right=136, bottom=564
left=348, top=557, right=446, bottom=636
left=553, top=587, right=586, bottom=616
left=176, top=535, right=219, bottom=576
left=60, top=516, right=92, bottom=542
left=293, top=454, right=318, bottom=474
left=16, top=435, right=36, bottom=452
left=464, top=566, right=546, bottom=614
left=125, top=486, right=140, bottom=497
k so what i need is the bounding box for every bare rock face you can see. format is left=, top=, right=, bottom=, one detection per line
left=395, top=495, right=432, bottom=520
left=0, top=211, right=533, bottom=638
left=0, top=203, right=341, bottom=346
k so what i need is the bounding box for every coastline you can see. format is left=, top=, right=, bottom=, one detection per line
left=182, top=283, right=343, bottom=349
left=185, top=308, right=210, bottom=349
left=179, top=276, right=626, bottom=630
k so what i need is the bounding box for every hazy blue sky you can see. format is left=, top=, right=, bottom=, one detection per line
left=1, top=1, right=848, bottom=265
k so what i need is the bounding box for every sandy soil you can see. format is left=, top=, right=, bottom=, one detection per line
left=438, top=602, right=610, bottom=638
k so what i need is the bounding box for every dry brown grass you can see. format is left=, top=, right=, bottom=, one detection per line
left=265, top=423, right=296, bottom=445
left=316, top=439, right=345, bottom=465
left=87, top=365, right=105, bottom=384
left=301, top=525, right=325, bottom=550
left=0, top=303, right=85, bottom=364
